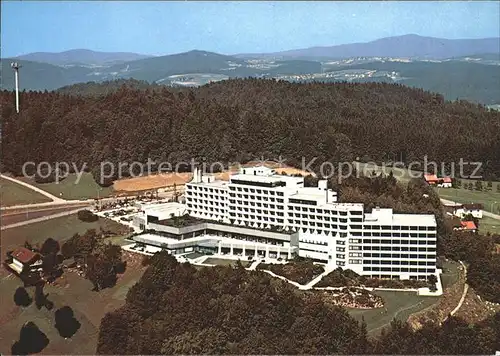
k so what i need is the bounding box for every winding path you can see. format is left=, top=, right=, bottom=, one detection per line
left=444, top=260, right=469, bottom=321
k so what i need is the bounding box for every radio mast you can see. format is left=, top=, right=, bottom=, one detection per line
left=11, top=62, right=21, bottom=113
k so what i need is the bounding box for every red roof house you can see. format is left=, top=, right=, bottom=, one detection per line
left=424, top=174, right=439, bottom=184
left=7, top=247, right=42, bottom=275
left=454, top=220, right=477, bottom=232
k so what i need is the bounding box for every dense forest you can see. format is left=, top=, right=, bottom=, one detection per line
left=96, top=252, right=500, bottom=354
left=2, top=79, right=500, bottom=182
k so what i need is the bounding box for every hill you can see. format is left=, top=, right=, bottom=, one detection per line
left=16, top=49, right=152, bottom=66
left=329, top=60, right=500, bottom=104
left=237, top=34, right=500, bottom=60
left=1, top=59, right=93, bottom=91
left=101, top=50, right=247, bottom=82
left=3, top=38, right=500, bottom=104
left=2, top=79, right=500, bottom=182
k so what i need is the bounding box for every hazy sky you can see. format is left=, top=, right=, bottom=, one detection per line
left=2, top=1, right=499, bottom=57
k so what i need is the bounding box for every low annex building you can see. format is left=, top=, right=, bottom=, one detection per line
left=444, top=203, right=483, bottom=219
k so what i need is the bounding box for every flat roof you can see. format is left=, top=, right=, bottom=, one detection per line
left=144, top=202, right=186, bottom=215
left=392, top=214, right=436, bottom=226
left=230, top=173, right=303, bottom=184
left=364, top=210, right=436, bottom=226
left=188, top=180, right=229, bottom=188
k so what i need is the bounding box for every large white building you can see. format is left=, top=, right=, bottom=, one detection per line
left=185, top=166, right=437, bottom=280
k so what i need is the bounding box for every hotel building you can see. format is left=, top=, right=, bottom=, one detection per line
left=184, top=166, right=437, bottom=280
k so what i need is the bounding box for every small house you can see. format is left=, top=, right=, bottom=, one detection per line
left=424, top=174, right=452, bottom=188
left=444, top=203, right=483, bottom=219
left=457, top=203, right=483, bottom=219
left=453, top=220, right=477, bottom=233
left=437, top=177, right=452, bottom=188
left=7, top=247, right=43, bottom=275
left=423, top=174, right=439, bottom=185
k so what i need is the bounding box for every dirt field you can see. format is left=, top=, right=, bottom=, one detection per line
left=113, top=172, right=192, bottom=192
left=112, top=161, right=314, bottom=192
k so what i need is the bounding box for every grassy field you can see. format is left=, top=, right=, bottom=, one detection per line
left=439, top=260, right=460, bottom=290
left=435, top=187, right=500, bottom=214
left=19, top=173, right=114, bottom=200
left=479, top=216, right=500, bottom=235
left=348, top=260, right=458, bottom=335
left=348, top=290, right=439, bottom=335
left=0, top=214, right=142, bottom=354
left=2, top=213, right=129, bottom=256
left=1, top=206, right=80, bottom=226
left=0, top=177, right=52, bottom=206
left=204, top=257, right=251, bottom=267
left=354, top=162, right=415, bottom=184
left=0, top=258, right=145, bottom=354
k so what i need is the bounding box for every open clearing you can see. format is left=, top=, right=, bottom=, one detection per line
left=348, top=290, right=438, bottom=335
left=349, top=260, right=458, bottom=335
left=0, top=255, right=146, bottom=355
left=0, top=206, right=79, bottom=226
left=0, top=177, right=52, bottom=206
left=19, top=173, right=114, bottom=200
left=479, top=216, right=500, bottom=235
left=0, top=215, right=140, bottom=354
left=1, top=213, right=129, bottom=257
left=113, top=161, right=313, bottom=192
left=354, top=162, right=417, bottom=184
left=436, top=187, right=500, bottom=214
left=113, top=172, right=192, bottom=192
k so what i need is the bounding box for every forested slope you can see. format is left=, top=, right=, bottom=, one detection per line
left=95, top=252, right=500, bottom=355
left=2, top=79, right=499, bottom=181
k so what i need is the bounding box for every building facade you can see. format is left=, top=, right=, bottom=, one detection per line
left=184, top=166, right=437, bottom=280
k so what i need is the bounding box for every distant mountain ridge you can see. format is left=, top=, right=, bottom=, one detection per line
left=236, top=34, right=500, bottom=60
left=15, top=49, right=152, bottom=66
left=2, top=35, right=499, bottom=104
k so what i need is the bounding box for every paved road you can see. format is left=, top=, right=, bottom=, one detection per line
left=1, top=200, right=93, bottom=211
left=1, top=207, right=87, bottom=230
left=440, top=198, right=500, bottom=220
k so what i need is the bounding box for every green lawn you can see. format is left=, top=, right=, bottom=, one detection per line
left=2, top=213, right=129, bottom=254
left=436, top=187, right=500, bottom=214
left=0, top=251, right=144, bottom=355
left=354, top=162, right=414, bottom=184
left=0, top=177, right=52, bottom=206
left=19, top=173, right=114, bottom=200
left=204, top=257, right=250, bottom=267
left=439, top=260, right=460, bottom=290
left=345, top=258, right=458, bottom=335
left=348, top=291, right=439, bottom=335
left=479, top=216, right=500, bottom=235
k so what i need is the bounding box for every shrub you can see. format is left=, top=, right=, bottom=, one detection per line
left=13, top=287, right=32, bottom=307
left=77, top=209, right=99, bottom=222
